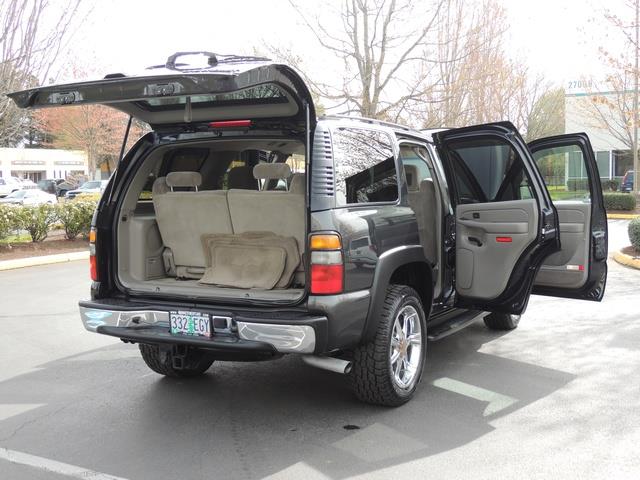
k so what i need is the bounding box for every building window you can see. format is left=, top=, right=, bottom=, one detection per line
left=595, top=151, right=610, bottom=179
left=613, top=150, right=633, bottom=177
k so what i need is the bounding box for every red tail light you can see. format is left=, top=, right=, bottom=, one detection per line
left=89, top=255, right=98, bottom=281
left=310, top=264, right=344, bottom=294
left=89, top=227, right=98, bottom=281
left=309, top=234, right=344, bottom=295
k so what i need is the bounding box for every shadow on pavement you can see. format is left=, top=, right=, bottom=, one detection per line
left=0, top=321, right=575, bottom=480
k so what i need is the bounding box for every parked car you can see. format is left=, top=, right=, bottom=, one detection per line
left=7, top=52, right=609, bottom=406
left=0, top=177, right=22, bottom=197
left=64, top=180, right=108, bottom=199
left=621, top=170, right=635, bottom=192
left=37, top=178, right=66, bottom=195
left=0, top=189, right=57, bottom=206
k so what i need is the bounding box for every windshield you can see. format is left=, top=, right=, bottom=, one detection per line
left=81, top=181, right=102, bottom=189
left=6, top=190, right=26, bottom=199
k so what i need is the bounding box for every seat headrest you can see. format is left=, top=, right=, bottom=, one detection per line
left=404, top=165, right=419, bottom=191
left=289, top=173, right=305, bottom=194
left=152, top=177, right=170, bottom=195
left=420, top=178, right=436, bottom=196
left=166, top=171, right=202, bottom=189
left=228, top=166, right=258, bottom=190
left=253, top=163, right=292, bottom=181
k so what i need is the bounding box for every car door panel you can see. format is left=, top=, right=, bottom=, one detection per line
left=528, top=134, right=607, bottom=301
left=535, top=202, right=590, bottom=289
left=433, top=122, right=559, bottom=314
left=456, top=199, right=538, bottom=299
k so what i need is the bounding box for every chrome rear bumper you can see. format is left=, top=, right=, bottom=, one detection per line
left=79, top=305, right=318, bottom=354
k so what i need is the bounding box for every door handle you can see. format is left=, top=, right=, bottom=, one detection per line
left=468, top=236, right=483, bottom=247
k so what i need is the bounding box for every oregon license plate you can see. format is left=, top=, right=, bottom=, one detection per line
left=169, top=311, right=211, bottom=337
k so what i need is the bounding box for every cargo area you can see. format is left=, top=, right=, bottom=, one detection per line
left=116, top=138, right=307, bottom=303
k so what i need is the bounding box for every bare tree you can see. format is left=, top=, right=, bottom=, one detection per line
left=285, top=0, right=445, bottom=120
left=0, top=0, right=82, bottom=147
left=579, top=0, right=639, bottom=192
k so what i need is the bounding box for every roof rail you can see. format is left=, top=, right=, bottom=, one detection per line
left=321, top=114, right=413, bottom=132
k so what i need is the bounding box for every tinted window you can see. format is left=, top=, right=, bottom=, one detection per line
left=446, top=138, right=533, bottom=204
left=533, top=144, right=591, bottom=201
left=333, top=128, right=397, bottom=205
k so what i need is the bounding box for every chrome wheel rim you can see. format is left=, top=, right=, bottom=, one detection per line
left=390, top=305, right=422, bottom=390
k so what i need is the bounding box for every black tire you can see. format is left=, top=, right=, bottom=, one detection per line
left=139, top=344, right=214, bottom=378
left=483, top=313, right=520, bottom=331
left=350, top=285, right=427, bottom=407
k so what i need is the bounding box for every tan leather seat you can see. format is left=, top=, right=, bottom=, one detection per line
left=153, top=171, right=232, bottom=278
left=227, top=164, right=306, bottom=284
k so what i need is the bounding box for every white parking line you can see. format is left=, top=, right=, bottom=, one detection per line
left=0, top=447, right=128, bottom=480
left=432, top=377, right=518, bottom=416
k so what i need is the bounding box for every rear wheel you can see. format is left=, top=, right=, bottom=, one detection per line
left=483, top=313, right=520, bottom=330
left=139, top=344, right=214, bottom=377
left=350, top=285, right=427, bottom=407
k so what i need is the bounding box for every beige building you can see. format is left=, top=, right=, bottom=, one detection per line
left=565, top=80, right=634, bottom=180
left=0, top=148, right=88, bottom=182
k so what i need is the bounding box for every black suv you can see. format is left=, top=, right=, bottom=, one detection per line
left=8, top=52, right=608, bottom=406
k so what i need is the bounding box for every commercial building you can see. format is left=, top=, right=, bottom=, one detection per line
left=565, top=80, right=634, bottom=181
left=0, top=148, right=88, bottom=182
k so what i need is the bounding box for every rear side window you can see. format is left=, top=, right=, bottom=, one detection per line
left=533, top=144, right=591, bottom=201
left=446, top=138, right=533, bottom=204
left=332, top=127, right=398, bottom=205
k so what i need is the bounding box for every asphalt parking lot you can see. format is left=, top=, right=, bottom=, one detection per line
left=0, top=220, right=638, bottom=480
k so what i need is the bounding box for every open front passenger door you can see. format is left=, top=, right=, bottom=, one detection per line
left=529, top=133, right=608, bottom=300
left=433, top=122, right=560, bottom=315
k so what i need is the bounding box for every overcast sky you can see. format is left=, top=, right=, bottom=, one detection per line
left=58, top=0, right=613, bottom=92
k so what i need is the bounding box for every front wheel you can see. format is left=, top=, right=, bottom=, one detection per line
left=139, top=344, right=214, bottom=377
left=483, top=313, right=520, bottom=330
left=350, top=285, right=427, bottom=407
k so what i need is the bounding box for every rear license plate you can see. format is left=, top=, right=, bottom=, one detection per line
left=169, top=311, right=212, bottom=337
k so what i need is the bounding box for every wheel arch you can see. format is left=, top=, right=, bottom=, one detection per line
left=363, top=246, right=435, bottom=343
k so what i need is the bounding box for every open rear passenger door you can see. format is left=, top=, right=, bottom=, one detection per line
left=434, top=122, right=560, bottom=315
left=529, top=133, right=608, bottom=300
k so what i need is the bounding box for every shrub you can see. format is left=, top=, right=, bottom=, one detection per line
left=602, top=179, right=620, bottom=192
left=567, top=179, right=590, bottom=191
left=630, top=218, right=640, bottom=251
left=72, top=192, right=101, bottom=202
left=15, top=204, right=58, bottom=242
left=57, top=201, right=97, bottom=240
left=603, top=192, right=636, bottom=211
left=0, top=205, right=21, bottom=241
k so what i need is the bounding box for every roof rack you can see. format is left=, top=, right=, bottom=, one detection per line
left=321, top=114, right=413, bottom=132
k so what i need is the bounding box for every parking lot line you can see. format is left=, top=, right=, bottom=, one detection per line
left=0, top=447, right=128, bottom=480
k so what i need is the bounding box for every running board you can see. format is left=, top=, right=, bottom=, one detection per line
left=427, top=311, right=486, bottom=341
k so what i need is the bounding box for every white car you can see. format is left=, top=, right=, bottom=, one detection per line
left=65, top=180, right=108, bottom=199
left=0, top=189, right=57, bottom=206
left=0, top=177, right=23, bottom=197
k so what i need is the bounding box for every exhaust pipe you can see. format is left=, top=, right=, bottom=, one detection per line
left=302, top=355, right=352, bottom=374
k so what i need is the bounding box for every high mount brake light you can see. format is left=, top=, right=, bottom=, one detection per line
left=208, top=120, right=252, bottom=128
left=309, top=234, right=344, bottom=295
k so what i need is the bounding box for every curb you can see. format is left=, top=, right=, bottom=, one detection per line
left=607, top=213, right=639, bottom=220
left=613, top=250, right=640, bottom=270
left=0, top=251, right=89, bottom=271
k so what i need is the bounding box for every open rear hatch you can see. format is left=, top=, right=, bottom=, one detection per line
left=7, top=51, right=316, bottom=129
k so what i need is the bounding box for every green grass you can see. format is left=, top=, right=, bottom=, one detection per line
left=0, top=233, right=30, bottom=245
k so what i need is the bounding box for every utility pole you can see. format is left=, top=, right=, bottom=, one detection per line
left=634, top=0, right=639, bottom=194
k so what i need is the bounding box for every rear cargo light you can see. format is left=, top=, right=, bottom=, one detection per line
left=89, top=227, right=98, bottom=281
left=309, top=234, right=343, bottom=295
left=208, top=120, right=252, bottom=128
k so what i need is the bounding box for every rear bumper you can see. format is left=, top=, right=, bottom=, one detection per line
left=79, top=299, right=327, bottom=354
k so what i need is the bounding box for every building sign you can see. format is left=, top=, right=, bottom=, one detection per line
left=54, top=160, right=84, bottom=166
left=12, top=160, right=45, bottom=165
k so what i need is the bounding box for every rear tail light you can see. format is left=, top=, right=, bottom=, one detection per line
left=309, top=234, right=343, bottom=294
left=89, top=227, right=98, bottom=281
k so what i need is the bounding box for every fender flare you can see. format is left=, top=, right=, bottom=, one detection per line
left=362, top=245, right=435, bottom=343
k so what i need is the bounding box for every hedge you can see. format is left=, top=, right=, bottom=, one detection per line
left=0, top=200, right=97, bottom=243
left=630, top=218, right=640, bottom=251
left=603, top=193, right=636, bottom=211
